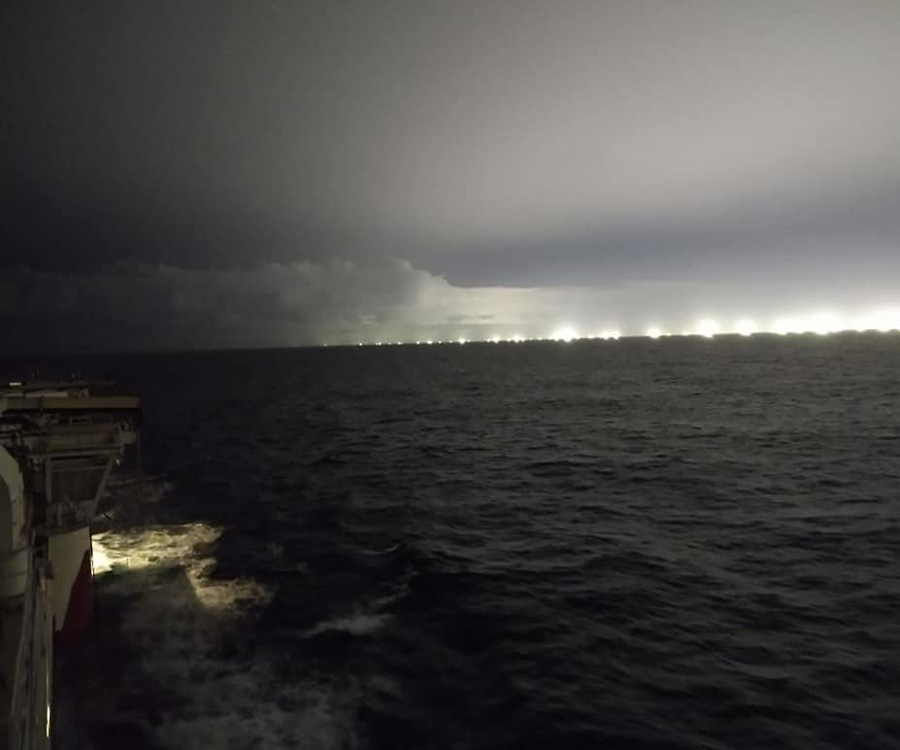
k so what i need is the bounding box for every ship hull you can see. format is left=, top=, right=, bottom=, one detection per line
left=48, top=529, right=95, bottom=651
left=1, top=382, right=141, bottom=749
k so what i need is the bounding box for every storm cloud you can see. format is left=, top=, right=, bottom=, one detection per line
left=0, top=259, right=630, bottom=351
left=5, top=256, right=895, bottom=353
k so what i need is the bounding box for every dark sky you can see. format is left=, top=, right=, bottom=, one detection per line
left=3, top=2, right=899, bottom=351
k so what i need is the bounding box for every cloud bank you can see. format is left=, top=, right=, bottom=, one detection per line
left=3, top=258, right=896, bottom=354
left=4, top=2, right=900, bottom=285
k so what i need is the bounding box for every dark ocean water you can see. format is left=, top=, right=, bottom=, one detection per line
left=7, top=334, right=900, bottom=750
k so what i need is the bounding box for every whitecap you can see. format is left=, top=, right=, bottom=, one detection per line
left=358, top=542, right=400, bottom=556
left=84, top=521, right=356, bottom=749
left=300, top=612, right=392, bottom=638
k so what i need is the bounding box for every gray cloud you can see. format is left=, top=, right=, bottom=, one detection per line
left=0, top=259, right=424, bottom=351
left=439, top=177, right=900, bottom=286
left=3, top=258, right=895, bottom=353
left=4, top=3, right=899, bottom=269
left=2, top=2, right=899, bottom=351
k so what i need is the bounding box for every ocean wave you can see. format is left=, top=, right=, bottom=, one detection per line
left=93, top=523, right=270, bottom=611
left=75, top=518, right=356, bottom=749
left=358, top=542, right=401, bottom=556
left=49, top=342, right=900, bottom=750
left=300, top=612, right=393, bottom=638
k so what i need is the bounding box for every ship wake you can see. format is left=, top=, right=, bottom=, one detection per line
left=57, top=520, right=359, bottom=750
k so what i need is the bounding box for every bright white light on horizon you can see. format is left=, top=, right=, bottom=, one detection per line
left=734, top=318, right=758, bottom=336
left=771, top=317, right=796, bottom=335
left=806, top=312, right=847, bottom=335
left=552, top=325, right=579, bottom=342
left=344, top=306, right=900, bottom=347
left=696, top=319, right=721, bottom=338
left=858, top=308, right=900, bottom=332
left=772, top=312, right=847, bottom=335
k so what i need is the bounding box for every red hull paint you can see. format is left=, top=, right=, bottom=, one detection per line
left=54, top=549, right=93, bottom=650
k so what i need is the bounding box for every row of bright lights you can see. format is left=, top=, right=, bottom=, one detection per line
left=647, top=309, right=900, bottom=338
left=352, top=309, right=900, bottom=346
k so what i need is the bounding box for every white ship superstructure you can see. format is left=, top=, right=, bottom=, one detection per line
left=0, top=382, right=140, bottom=749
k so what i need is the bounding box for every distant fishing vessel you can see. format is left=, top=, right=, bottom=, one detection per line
left=0, top=381, right=140, bottom=748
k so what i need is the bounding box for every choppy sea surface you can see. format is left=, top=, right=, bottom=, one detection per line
left=6, top=334, right=900, bottom=750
